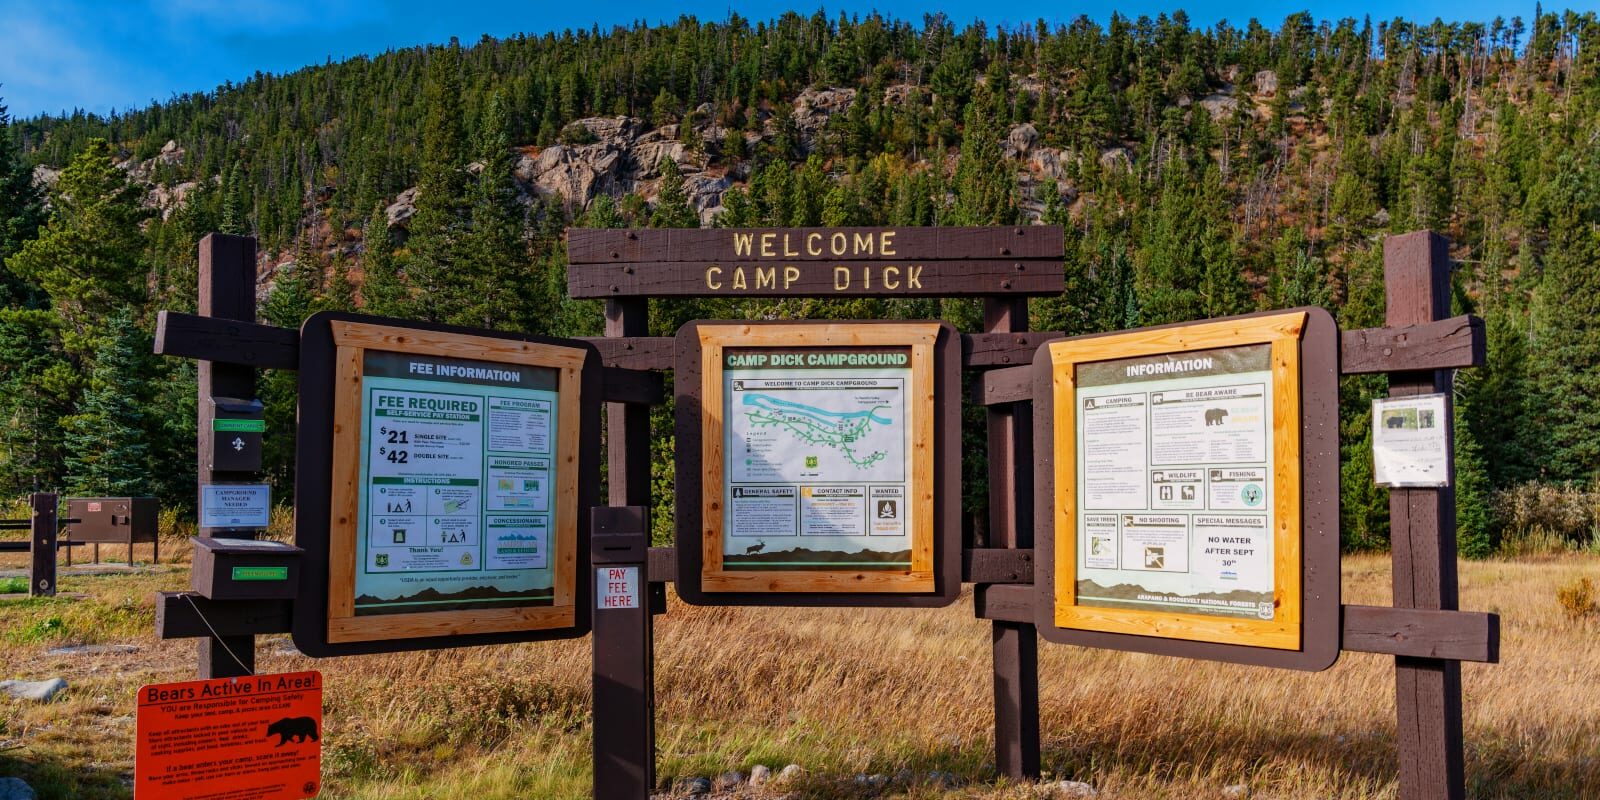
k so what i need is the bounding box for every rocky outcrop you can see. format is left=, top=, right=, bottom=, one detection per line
left=791, top=87, right=856, bottom=145
left=1253, top=70, right=1278, bottom=97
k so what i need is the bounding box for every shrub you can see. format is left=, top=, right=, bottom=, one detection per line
left=1557, top=577, right=1598, bottom=621
left=1494, top=481, right=1600, bottom=554
left=559, top=123, right=598, bottom=146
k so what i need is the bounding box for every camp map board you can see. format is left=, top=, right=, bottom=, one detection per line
left=1033, top=309, right=1341, bottom=670
left=294, top=313, right=599, bottom=655
left=674, top=321, right=962, bottom=607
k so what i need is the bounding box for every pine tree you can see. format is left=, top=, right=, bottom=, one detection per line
left=460, top=92, right=532, bottom=331
left=400, top=41, right=472, bottom=322
left=5, top=139, right=151, bottom=353
left=951, top=94, right=1016, bottom=226
left=360, top=202, right=406, bottom=315
left=0, top=309, right=73, bottom=493
left=0, top=97, right=45, bottom=304
left=61, top=311, right=150, bottom=496
left=1526, top=151, right=1600, bottom=481
left=649, top=158, right=698, bottom=228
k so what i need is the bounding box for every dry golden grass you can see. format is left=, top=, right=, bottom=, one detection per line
left=1, top=550, right=1597, bottom=799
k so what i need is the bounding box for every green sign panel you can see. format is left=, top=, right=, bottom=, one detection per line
left=231, top=566, right=289, bottom=582
left=214, top=419, right=266, bottom=433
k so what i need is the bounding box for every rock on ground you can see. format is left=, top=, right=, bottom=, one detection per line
left=0, top=778, right=35, bottom=800
left=1038, top=780, right=1099, bottom=799
left=748, top=764, right=771, bottom=786
left=0, top=678, right=67, bottom=702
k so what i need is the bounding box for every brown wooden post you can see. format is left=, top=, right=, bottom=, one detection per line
left=600, top=295, right=656, bottom=794
left=1384, top=231, right=1464, bottom=799
left=197, top=233, right=259, bottom=679
left=984, top=296, right=1041, bottom=780
left=592, top=506, right=654, bottom=800
left=29, top=492, right=57, bottom=597
left=605, top=298, right=652, bottom=507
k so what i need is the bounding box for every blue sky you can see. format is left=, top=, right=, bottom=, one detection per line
left=0, top=0, right=1561, bottom=120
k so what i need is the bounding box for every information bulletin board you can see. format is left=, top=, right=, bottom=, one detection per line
left=1032, top=309, right=1341, bottom=670
left=293, top=312, right=600, bottom=656
left=674, top=320, right=961, bottom=607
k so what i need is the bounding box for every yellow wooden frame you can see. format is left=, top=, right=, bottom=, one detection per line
left=325, top=321, right=584, bottom=643
left=696, top=323, right=938, bottom=593
left=1049, top=311, right=1307, bottom=649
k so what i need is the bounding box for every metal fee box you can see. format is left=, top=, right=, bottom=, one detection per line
left=208, top=396, right=265, bottom=473
left=65, top=497, right=158, bottom=544
left=191, top=536, right=303, bottom=601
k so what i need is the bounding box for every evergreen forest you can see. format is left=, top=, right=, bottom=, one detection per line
left=3, top=9, right=1600, bottom=554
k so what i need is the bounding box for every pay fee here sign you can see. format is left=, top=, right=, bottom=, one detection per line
left=136, top=671, right=322, bottom=800
left=598, top=566, right=639, bottom=609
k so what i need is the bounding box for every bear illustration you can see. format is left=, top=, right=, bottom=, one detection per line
left=1386, top=415, right=1406, bottom=429
left=1204, top=408, right=1228, bottom=426
left=266, top=716, right=319, bottom=746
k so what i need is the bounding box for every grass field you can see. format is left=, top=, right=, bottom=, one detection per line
left=0, top=536, right=1597, bottom=799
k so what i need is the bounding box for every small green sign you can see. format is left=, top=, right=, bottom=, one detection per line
left=214, top=419, right=266, bottom=433
left=231, top=566, right=288, bottom=582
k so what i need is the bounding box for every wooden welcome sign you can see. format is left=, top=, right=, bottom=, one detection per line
left=1031, top=308, right=1342, bottom=670
left=292, top=312, right=601, bottom=656
left=673, top=320, right=963, bottom=607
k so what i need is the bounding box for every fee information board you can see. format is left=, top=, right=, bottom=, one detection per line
left=293, top=313, right=598, bottom=655
left=356, top=351, right=559, bottom=615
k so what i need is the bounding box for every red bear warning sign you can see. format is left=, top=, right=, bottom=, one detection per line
left=136, top=671, right=322, bottom=799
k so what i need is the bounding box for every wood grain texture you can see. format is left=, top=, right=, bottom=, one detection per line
left=327, top=607, right=576, bottom=642
left=1342, top=605, right=1498, bottom=662
left=156, top=592, right=294, bottom=639
left=1339, top=316, right=1484, bottom=375
left=647, top=546, right=676, bottom=583
left=156, top=310, right=300, bottom=370
left=962, top=332, right=1062, bottom=367
left=1048, top=312, right=1308, bottom=650
left=569, top=225, right=1065, bottom=263
left=569, top=259, right=1064, bottom=298
left=600, top=366, right=664, bottom=405
left=584, top=335, right=674, bottom=371
left=974, top=584, right=1035, bottom=623
left=582, top=331, right=1065, bottom=371
left=694, top=322, right=940, bottom=594
left=962, top=548, right=1034, bottom=584
left=973, top=364, right=1034, bottom=405
left=1384, top=230, right=1467, bottom=800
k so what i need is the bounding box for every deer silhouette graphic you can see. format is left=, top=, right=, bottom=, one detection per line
left=745, top=540, right=766, bottom=555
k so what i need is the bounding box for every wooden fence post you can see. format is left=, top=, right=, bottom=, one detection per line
left=1384, top=231, right=1465, bottom=799
left=196, top=233, right=259, bottom=679
left=983, top=296, right=1041, bottom=780
left=30, top=492, right=57, bottom=597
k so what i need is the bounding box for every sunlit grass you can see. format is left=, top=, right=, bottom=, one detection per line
left=0, top=553, right=1596, bottom=798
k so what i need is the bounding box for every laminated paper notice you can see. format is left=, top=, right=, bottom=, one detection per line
left=1074, top=345, right=1276, bottom=620
left=1372, top=394, right=1450, bottom=487
left=721, top=346, right=914, bottom=571
left=354, top=351, right=560, bottom=616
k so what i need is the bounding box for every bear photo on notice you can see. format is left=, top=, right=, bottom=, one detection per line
left=266, top=716, right=320, bottom=746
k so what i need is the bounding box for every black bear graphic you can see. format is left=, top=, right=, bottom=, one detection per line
left=266, top=716, right=319, bottom=746
left=1204, top=408, right=1228, bottom=426
left=1385, top=415, right=1406, bottom=429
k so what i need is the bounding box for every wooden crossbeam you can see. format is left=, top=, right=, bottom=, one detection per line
left=1340, top=316, right=1484, bottom=374
left=155, top=592, right=294, bottom=639
left=973, top=365, right=1034, bottom=405
left=155, top=310, right=299, bottom=371
left=601, top=366, right=664, bottom=405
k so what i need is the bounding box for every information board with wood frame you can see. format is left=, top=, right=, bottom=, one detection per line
left=674, top=320, right=961, bottom=607
left=293, top=312, right=601, bottom=656
left=1031, top=308, right=1341, bottom=670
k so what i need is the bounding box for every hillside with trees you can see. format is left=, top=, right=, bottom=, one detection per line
left=2, top=9, right=1599, bottom=552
